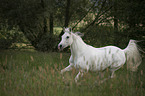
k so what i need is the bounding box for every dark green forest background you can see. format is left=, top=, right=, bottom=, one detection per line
left=0, top=0, right=145, bottom=51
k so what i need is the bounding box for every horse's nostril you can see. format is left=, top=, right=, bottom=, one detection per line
left=58, top=44, right=63, bottom=51
left=59, top=45, right=62, bottom=48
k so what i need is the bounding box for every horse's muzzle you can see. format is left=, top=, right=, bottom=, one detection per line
left=58, top=44, right=63, bottom=51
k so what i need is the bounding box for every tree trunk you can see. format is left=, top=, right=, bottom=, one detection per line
left=113, top=0, right=119, bottom=45
left=83, top=5, right=112, bottom=31
left=64, top=0, right=71, bottom=27
left=72, top=1, right=97, bottom=30
left=114, top=17, right=118, bottom=32
left=113, top=0, right=118, bottom=32
left=49, top=14, right=53, bottom=35
left=59, top=0, right=71, bottom=38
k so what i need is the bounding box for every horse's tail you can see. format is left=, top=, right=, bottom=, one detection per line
left=123, top=40, right=142, bottom=71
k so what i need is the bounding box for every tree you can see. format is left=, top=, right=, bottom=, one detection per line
left=1, top=0, right=144, bottom=51
left=0, top=0, right=94, bottom=51
left=58, top=0, right=92, bottom=37
left=0, top=0, right=58, bottom=51
left=81, top=0, right=113, bottom=31
left=112, top=0, right=145, bottom=47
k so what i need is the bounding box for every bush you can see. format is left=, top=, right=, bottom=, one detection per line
left=0, top=24, right=25, bottom=49
left=36, top=34, right=59, bottom=52
left=82, top=25, right=114, bottom=47
left=0, top=39, right=13, bottom=49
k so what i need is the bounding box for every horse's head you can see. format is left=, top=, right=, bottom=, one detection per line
left=58, top=27, right=84, bottom=51
left=58, top=27, right=73, bottom=51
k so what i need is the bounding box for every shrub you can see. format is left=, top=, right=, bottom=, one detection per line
left=36, top=34, right=59, bottom=52
left=0, top=24, right=25, bottom=49
left=82, top=25, right=114, bottom=47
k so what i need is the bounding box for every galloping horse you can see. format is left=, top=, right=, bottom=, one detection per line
left=58, top=27, right=142, bottom=83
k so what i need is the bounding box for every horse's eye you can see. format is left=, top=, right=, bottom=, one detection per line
left=66, top=36, right=69, bottom=39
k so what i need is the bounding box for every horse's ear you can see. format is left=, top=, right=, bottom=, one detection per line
left=63, top=27, right=66, bottom=33
left=75, top=32, right=84, bottom=37
left=69, top=27, right=72, bottom=32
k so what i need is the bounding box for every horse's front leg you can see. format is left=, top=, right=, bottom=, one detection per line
left=75, top=71, right=84, bottom=83
left=61, top=55, right=74, bottom=74
left=61, top=64, right=73, bottom=74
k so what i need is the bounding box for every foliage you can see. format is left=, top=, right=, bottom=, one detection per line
left=35, top=34, right=59, bottom=52
left=0, top=0, right=144, bottom=51
left=54, top=0, right=92, bottom=27
left=114, top=0, right=145, bottom=28
left=0, top=0, right=93, bottom=51
left=0, top=24, right=25, bottom=49
left=110, top=0, right=145, bottom=41
left=0, top=50, right=145, bottom=96
left=82, top=25, right=130, bottom=48
left=83, top=25, right=114, bottom=47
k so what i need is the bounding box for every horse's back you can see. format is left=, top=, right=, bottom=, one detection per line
left=87, top=45, right=126, bottom=71
left=96, top=46, right=126, bottom=70
left=74, top=45, right=126, bottom=71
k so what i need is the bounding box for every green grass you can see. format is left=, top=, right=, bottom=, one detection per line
left=0, top=50, right=145, bottom=96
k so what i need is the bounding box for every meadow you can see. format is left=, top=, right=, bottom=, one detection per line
left=0, top=50, right=145, bottom=96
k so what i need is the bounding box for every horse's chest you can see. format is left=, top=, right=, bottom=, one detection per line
left=73, top=55, right=96, bottom=71
left=73, top=56, right=87, bottom=70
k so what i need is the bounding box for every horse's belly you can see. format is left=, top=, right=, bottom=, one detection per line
left=74, top=55, right=111, bottom=71
left=74, top=56, right=90, bottom=71
left=74, top=62, right=110, bottom=72
left=74, top=60, right=88, bottom=71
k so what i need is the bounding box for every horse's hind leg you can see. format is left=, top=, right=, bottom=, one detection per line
left=109, top=64, right=125, bottom=80
left=99, top=76, right=110, bottom=84
left=99, top=70, right=115, bottom=84
left=99, top=66, right=122, bottom=84
left=110, top=70, right=115, bottom=78
left=75, top=71, right=84, bottom=83
left=95, top=70, right=111, bottom=84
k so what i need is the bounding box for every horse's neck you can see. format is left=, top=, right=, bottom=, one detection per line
left=70, top=34, right=87, bottom=57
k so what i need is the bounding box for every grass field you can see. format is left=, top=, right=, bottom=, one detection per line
left=0, top=50, right=145, bottom=96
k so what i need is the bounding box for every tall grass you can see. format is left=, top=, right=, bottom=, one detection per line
left=0, top=50, right=145, bottom=96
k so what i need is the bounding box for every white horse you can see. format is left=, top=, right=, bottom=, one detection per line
left=58, top=27, right=142, bottom=83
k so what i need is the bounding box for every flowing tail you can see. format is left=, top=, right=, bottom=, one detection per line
left=124, top=40, right=142, bottom=71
